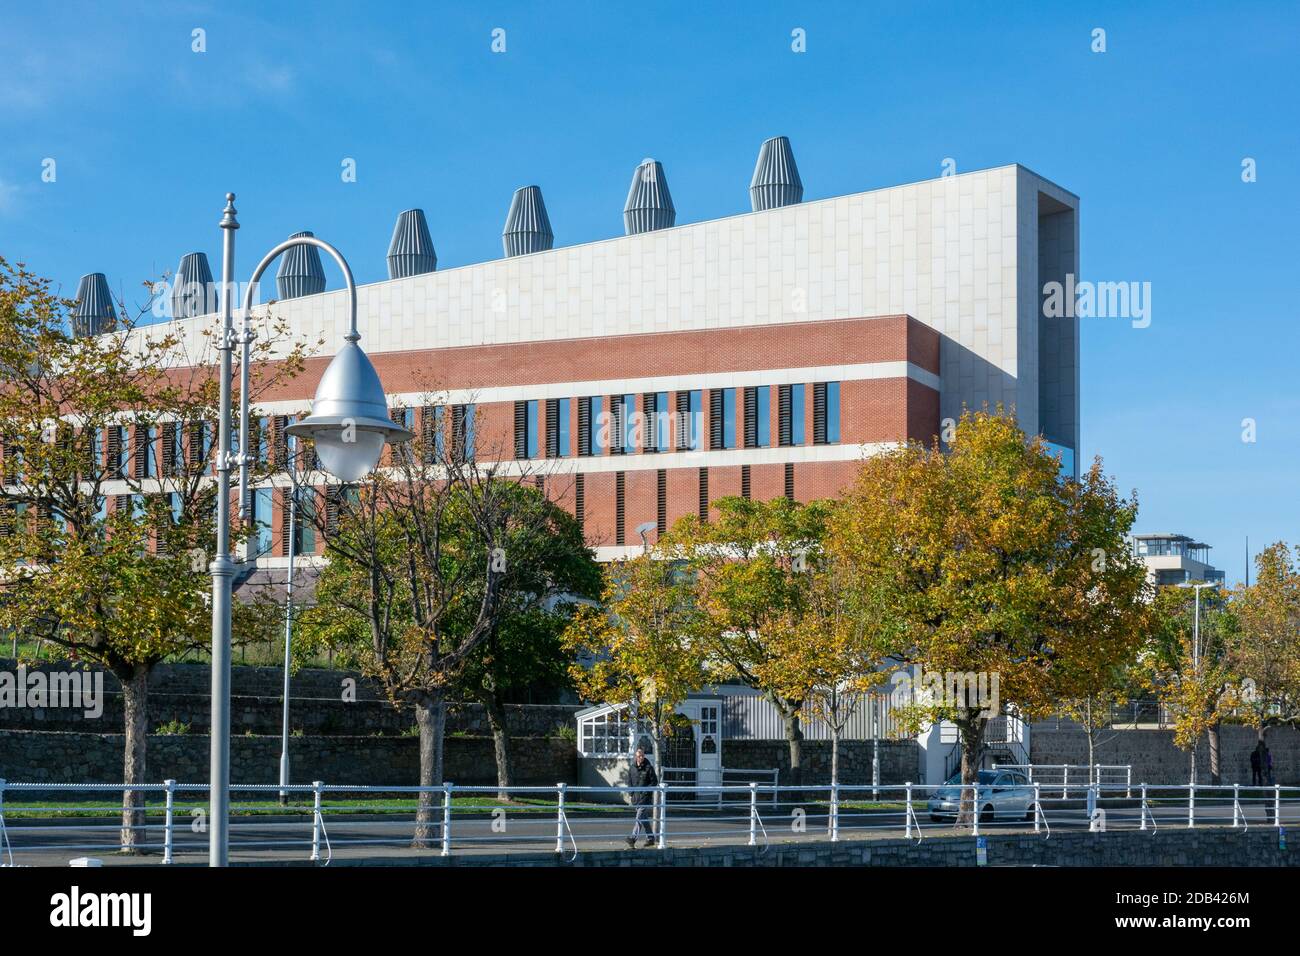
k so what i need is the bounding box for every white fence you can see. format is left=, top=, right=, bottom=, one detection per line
left=991, top=763, right=1133, bottom=796
left=1, top=775, right=1295, bottom=866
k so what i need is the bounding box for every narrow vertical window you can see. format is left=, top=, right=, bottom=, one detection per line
left=723, top=388, right=736, bottom=449
left=826, top=382, right=841, bottom=443
left=791, top=383, right=805, bottom=445
left=756, top=386, right=770, bottom=447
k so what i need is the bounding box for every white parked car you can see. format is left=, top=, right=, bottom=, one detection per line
left=928, top=769, right=1036, bottom=823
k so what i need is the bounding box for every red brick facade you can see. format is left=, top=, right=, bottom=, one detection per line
left=102, top=314, right=940, bottom=557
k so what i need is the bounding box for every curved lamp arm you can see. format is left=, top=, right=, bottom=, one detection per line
left=236, top=234, right=360, bottom=520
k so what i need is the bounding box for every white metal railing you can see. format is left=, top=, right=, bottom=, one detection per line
left=991, top=763, right=1133, bottom=798
left=0, top=776, right=1292, bottom=866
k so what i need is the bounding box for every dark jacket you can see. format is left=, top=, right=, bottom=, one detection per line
left=628, top=758, right=658, bottom=805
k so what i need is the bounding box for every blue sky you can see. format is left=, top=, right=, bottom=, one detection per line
left=1, top=1, right=1297, bottom=585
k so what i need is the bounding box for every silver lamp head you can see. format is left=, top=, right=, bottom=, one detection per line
left=285, top=340, right=413, bottom=481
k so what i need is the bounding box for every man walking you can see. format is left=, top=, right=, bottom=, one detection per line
left=1251, top=742, right=1264, bottom=787
left=627, top=747, right=659, bottom=848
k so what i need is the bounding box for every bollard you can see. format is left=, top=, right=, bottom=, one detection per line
left=1188, top=783, right=1195, bottom=829
left=657, top=783, right=667, bottom=850
left=971, top=784, right=980, bottom=837
left=441, top=783, right=452, bottom=857
left=1275, top=784, right=1283, bottom=829
left=1233, top=783, right=1242, bottom=828
left=163, top=779, right=176, bottom=865
left=830, top=783, right=840, bottom=842
left=310, top=780, right=323, bottom=862
left=1140, top=783, right=1148, bottom=831
left=1126, top=767, right=1132, bottom=800
left=748, top=783, right=758, bottom=847
left=1033, top=782, right=1041, bottom=834
left=904, top=783, right=913, bottom=839
left=1062, top=765, right=1069, bottom=800
left=555, top=783, right=567, bottom=854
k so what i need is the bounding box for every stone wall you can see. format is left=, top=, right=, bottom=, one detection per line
left=722, top=739, right=919, bottom=786
left=1031, top=725, right=1300, bottom=785
left=0, top=730, right=576, bottom=788
left=330, top=827, right=1298, bottom=867
left=0, top=659, right=580, bottom=738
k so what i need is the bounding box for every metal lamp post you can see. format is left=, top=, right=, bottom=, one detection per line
left=1177, top=579, right=1220, bottom=787
left=210, top=193, right=412, bottom=867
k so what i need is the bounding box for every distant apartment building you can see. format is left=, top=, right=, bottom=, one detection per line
left=1132, top=533, right=1226, bottom=587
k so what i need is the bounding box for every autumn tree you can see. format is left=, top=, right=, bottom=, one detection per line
left=1142, top=583, right=1237, bottom=784
left=1229, top=543, right=1300, bottom=747
left=296, top=415, right=571, bottom=844
left=647, top=496, right=833, bottom=787
left=0, top=256, right=296, bottom=849
left=447, top=482, right=600, bottom=798
left=830, top=410, right=1150, bottom=813
left=770, top=544, right=901, bottom=787
left=562, top=551, right=708, bottom=769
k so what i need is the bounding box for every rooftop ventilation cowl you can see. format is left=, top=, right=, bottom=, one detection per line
left=276, top=231, right=327, bottom=299
left=749, top=135, right=804, bottom=211
left=502, top=186, right=554, bottom=257
left=387, top=209, right=438, bottom=279
left=72, top=273, right=117, bottom=337
left=623, top=158, right=676, bottom=235
left=171, top=252, right=217, bottom=319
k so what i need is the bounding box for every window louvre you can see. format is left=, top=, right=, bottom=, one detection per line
left=546, top=399, right=560, bottom=458
left=611, top=397, right=625, bottom=456
left=778, top=385, right=793, bottom=447
left=741, top=464, right=751, bottom=500
left=784, top=462, right=795, bottom=501
left=698, top=467, right=709, bottom=520
left=642, top=393, right=657, bottom=453
left=743, top=386, right=758, bottom=448
left=280, top=489, right=293, bottom=556
left=577, top=398, right=592, bottom=457
left=419, top=405, right=440, bottom=463
left=656, top=469, right=667, bottom=535
left=514, top=401, right=528, bottom=459
left=106, top=427, right=123, bottom=479
left=271, top=415, right=289, bottom=469
left=615, top=472, right=626, bottom=546
left=575, top=474, right=585, bottom=533
left=813, top=383, right=828, bottom=445
left=709, top=390, right=724, bottom=450
left=675, top=391, right=690, bottom=450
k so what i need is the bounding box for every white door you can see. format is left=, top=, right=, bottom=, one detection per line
left=696, top=701, right=722, bottom=792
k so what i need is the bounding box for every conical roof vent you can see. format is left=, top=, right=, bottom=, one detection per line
left=387, top=209, right=437, bottom=279
left=749, top=136, right=804, bottom=211
left=72, top=273, right=117, bottom=337
left=502, top=186, right=554, bottom=257
left=623, top=158, right=676, bottom=235
left=276, top=231, right=326, bottom=299
left=171, top=252, right=217, bottom=319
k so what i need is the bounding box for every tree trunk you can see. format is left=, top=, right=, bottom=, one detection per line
left=412, top=689, right=444, bottom=848
left=1208, top=720, right=1222, bottom=786
left=830, top=727, right=840, bottom=789
left=782, top=708, right=804, bottom=790
left=957, top=712, right=986, bottom=825
left=120, top=666, right=148, bottom=853
left=483, top=690, right=513, bottom=801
